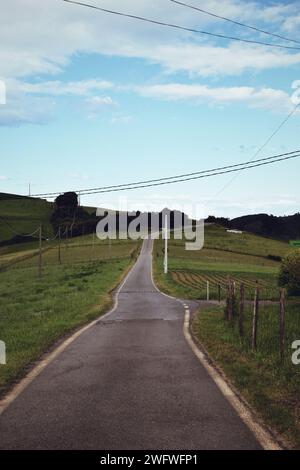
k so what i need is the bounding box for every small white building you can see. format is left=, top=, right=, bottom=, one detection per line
left=226, top=229, right=243, bottom=234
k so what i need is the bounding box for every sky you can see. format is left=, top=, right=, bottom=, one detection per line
left=0, top=0, right=300, bottom=219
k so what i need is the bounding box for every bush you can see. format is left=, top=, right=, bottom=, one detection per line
left=278, top=250, right=300, bottom=295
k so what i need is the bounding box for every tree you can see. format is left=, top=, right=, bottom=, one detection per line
left=55, top=192, right=78, bottom=211
left=279, top=250, right=300, bottom=295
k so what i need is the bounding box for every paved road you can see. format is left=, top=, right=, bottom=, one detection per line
left=0, top=239, right=261, bottom=450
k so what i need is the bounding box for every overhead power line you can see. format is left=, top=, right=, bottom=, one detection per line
left=31, top=151, right=300, bottom=198
left=32, top=150, right=300, bottom=197
left=215, top=101, right=300, bottom=196
left=62, top=0, right=300, bottom=51
left=168, top=0, right=300, bottom=45
left=67, top=153, right=300, bottom=196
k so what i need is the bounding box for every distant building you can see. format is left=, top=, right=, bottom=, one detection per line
left=226, top=229, right=243, bottom=234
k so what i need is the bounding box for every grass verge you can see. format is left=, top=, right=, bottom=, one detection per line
left=0, top=239, right=140, bottom=394
left=192, top=304, right=300, bottom=449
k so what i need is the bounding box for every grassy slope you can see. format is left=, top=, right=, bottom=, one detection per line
left=0, top=193, right=54, bottom=241
left=154, top=224, right=291, bottom=300
left=0, top=236, right=140, bottom=393
left=193, top=304, right=300, bottom=449
left=0, top=192, right=97, bottom=243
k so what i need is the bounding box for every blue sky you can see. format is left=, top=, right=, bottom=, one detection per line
left=0, top=0, right=300, bottom=218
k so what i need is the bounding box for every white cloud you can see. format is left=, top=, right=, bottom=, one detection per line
left=0, top=0, right=300, bottom=81
left=20, top=79, right=114, bottom=96
left=1, top=1, right=299, bottom=125
left=136, top=83, right=293, bottom=111
left=142, top=43, right=300, bottom=77
left=86, top=95, right=117, bottom=119
left=0, top=76, right=295, bottom=126
left=0, top=79, right=117, bottom=126
left=86, top=96, right=116, bottom=107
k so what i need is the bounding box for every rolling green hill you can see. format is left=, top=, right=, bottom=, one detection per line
left=0, top=193, right=54, bottom=242
left=0, top=193, right=97, bottom=244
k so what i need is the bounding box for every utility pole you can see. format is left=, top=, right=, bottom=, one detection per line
left=279, top=288, right=286, bottom=360
left=29, top=182, right=31, bottom=197
left=58, top=226, right=61, bottom=264
left=164, top=214, right=168, bottom=275
left=38, top=225, right=42, bottom=278
left=252, top=282, right=259, bottom=351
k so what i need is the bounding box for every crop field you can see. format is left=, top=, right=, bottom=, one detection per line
left=154, top=224, right=291, bottom=300
left=170, top=269, right=276, bottom=300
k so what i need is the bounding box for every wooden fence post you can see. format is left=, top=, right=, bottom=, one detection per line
left=280, top=288, right=286, bottom=361
left=206, top=280, right=210, bottom=301
left=218, top=284, right=221, bottom=303
left=252, top=282, right=259, bottom=351
left=239, top=283, right=245, bottom=337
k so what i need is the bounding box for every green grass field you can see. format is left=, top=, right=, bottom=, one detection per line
left=154, top=224, right=291, bottom=300
left=0, top=193, right=54, bottom=242
left=0, top=236, right=140, bottom=393
left=193, top=303, right=300, bottom=448
left=0, top=192, right=97, bottom=243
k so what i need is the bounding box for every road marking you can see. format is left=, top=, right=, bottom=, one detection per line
left=149, top=239, right=282, bottom=451
left=0, top=253, right=137, bottom=417
left=183, top=307, right=282, bottom=450
left=0, top=239, right=284, bottom=451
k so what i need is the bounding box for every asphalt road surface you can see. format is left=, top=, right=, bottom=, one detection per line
left=0, top=239, right=261, bottom=450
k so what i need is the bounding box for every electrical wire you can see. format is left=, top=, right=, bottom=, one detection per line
left=31, top=150, right=300, bottom=198
left=62, top=0, right=300, bottom=51
left=35, top=152, right=300, bottom=198
left=214, top=101, right=300, bottom=196
left=168, top=0, right=300, bottom=45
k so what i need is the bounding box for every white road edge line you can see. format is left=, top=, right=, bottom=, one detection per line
left=0, top=249, right=137, bottom=417
left=149, top=239, right=282, bottom=451
left=183, top=308, right=281, bottom=451
left=0, top=238, right=283, bottom=451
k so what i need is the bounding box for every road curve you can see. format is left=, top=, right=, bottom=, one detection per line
left=0, top=239, right=261, bottom=450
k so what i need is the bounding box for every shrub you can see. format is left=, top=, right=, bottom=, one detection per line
left=278, top=250, right=300, bottom=295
